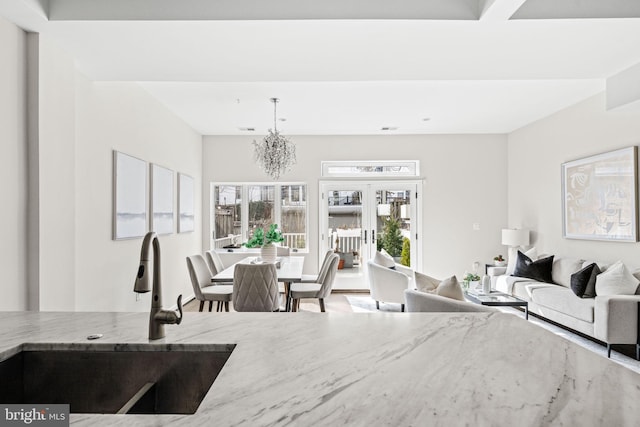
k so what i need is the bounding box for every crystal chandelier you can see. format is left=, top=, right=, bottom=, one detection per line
left=253, top=98, right=296, bottom=180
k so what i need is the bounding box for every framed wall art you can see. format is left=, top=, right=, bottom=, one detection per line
left=562, top=146, right=638, bottom=242
left=178, top=172, right=195, bottom=233
left=150, top=163, right=174, bottom=235
left=113, top=151, right=147, bottom=240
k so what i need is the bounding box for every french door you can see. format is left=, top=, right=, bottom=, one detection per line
left=319, top=181, right=420, bottom=290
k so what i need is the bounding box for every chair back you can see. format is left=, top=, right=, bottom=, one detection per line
left=276, top=246, right=291, bottom=256
left=316, top=250, right=336, bottom=284
left=317, top=254, right=340, bottom=298
left=205, top=250, right=225, bottom=275
left=186, top=255, right=212, bottom=300
left=232, top=263, right=280, bottom=312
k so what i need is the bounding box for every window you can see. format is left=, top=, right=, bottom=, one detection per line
left=321, top=160, right=419, bottom=177
left=212, top=183, right=308, bottom=251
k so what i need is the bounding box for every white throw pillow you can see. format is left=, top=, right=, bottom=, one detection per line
left=435, top=276, right=465, bottom=301
left=415, top=271, right=440, bottom=292
left=506, top=247, right=537, bottom=276
left=552, top=257, right=585, bottom=288
left=373, top=250, right=395, bottom=268
left=595, top=261, right=640, bottom=296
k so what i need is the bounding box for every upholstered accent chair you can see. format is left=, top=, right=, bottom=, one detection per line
left=186, top=255, right=233, bottom=312
left=232, top=263, right=280, bottom=312
left=290, top=253, right=340, bottom=312
left=404, top=289, right=497, bottom=313
left=367, top=260, right=411, bottom=312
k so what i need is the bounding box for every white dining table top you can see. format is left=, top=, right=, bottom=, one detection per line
left=211, top=256, right=305, bottom=283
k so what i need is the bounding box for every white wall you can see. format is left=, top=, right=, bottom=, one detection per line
left=203, top=134, right=508, bottom=279
left=37, top=36, right=77, bottom=311
left=508, top=93, right=640, bottom=266
left=0, top=16, right=28, bottom=310
left=0, top=19, right=203, bottom=312
left=74, top=78, right=203, bottom=312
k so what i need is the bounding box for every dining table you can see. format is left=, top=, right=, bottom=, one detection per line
left=211, top=256, right=305, bottom=312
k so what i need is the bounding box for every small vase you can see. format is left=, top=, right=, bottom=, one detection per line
left=260, top=243, right=277, bottom=263
left=482, top=275, right=492, bottom=294
left=494, top=260, right=506, bottom=267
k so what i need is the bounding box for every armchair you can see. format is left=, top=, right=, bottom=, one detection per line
left=367, top=260, right=411, bottom=312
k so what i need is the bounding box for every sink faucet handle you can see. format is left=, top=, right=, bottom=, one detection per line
left=176, top=294, right=183, bottom=325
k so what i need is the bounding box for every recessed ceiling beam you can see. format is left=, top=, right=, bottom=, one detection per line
left=48, top=0, right=479, bottom=21
left=512, top=0, right=640, bottom=19
left=479, top=0, right=527, bottom=21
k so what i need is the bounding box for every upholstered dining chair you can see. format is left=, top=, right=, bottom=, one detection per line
left=205, top=250, right=233, bottom=285
left=205, top=250, right=226, bottom=275
left=300, top=250, right=334, bottom=283
left=290, top=253, right=340, bottom=312
left=276, top=246, right=290, bottom=257
left=186, top=255, right=233, bottom=312
left=232, top=263, right=280, bottom=312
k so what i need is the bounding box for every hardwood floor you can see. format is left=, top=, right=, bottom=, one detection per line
left=183, top=291, right=366, bottom=313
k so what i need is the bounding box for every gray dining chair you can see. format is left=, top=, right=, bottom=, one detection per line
left=232, top=263, right=280, bottom=312
left=290, top=253, right=340, bottom=312
left=276, top=246, right=291, bottom=256
left=205, top=250, right=233, bottom=285
left=205, top=250, right=226, bottom=274
left=300, top=250, right=334, bottom=283
left=186, top=255, right=233, bottom=312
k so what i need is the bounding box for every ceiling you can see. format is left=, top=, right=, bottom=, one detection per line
left=2, top=0, right=640, bottom=135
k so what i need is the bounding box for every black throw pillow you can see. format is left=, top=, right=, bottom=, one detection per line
left=570, top=263, right=601, bottom=298
left=512, top=251, right=554, bottom=283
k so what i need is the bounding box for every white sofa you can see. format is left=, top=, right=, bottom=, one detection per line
left=405, top=289, right=496, bottom=313
left=490, top=256, right=640, bottom=359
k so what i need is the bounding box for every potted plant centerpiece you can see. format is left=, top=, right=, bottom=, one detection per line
left=243, top=224, right=284, bottom=263
left=493, top=254, right=506, bottom=267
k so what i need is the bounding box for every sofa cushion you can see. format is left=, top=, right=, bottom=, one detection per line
left=513, top=251, right=554, bottom=284
left=552, top=257, right=585, bottom=288
left=595, top=261, right=639, bottom=296
left=506, top=246, right=537, bottom=276
left=531, top=286, right=595, bottom=323
left=373, top=250, right=395, bottom=269
left=570, top=263, right=600, bottom=298
left=414, top=271, right=440, bottom=292
left=434, top=276, right=465, bottom=301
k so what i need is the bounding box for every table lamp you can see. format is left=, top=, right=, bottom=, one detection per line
left=501, top=228, right=530, bottom=263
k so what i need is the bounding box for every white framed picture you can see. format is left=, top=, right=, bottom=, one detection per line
left=178, top=173, right=195, bottom=233
left=150, top=164, right=174, bottom=235
left=113, top=151, right=147, bottom=240
left=562, top=146, right=638, bottom=242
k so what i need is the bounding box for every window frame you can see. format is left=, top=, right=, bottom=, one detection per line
left=211, top=182, right=309, bottom=253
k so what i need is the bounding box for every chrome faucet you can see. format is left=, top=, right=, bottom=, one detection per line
left=134, top=231, right=183, bottom=340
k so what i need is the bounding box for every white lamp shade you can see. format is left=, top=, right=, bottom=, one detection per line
left=501, top=229, right=530, bottom=247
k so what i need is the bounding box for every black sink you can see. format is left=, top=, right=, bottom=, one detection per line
left=0, top=343, right=235, bottom=414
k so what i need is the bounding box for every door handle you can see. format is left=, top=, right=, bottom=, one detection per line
left=363, top=230, right=367, bottom=244
left=371, top=229, right=376, bottom=243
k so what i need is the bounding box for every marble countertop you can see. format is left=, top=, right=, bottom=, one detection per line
left=1, top=310, right=640, bottom=426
